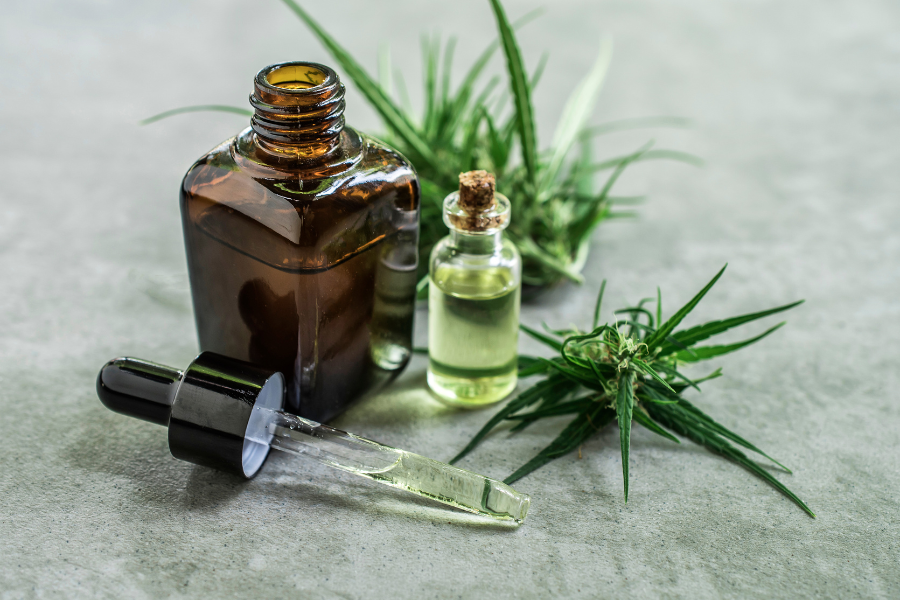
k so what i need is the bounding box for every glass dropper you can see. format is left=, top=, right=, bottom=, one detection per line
left=249, top=408, right=529, bottom=522
left=96, top=353, right=530, bottom=524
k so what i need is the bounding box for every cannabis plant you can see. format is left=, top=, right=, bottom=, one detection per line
left=145, top=0, right=699, bottom=287
left=451, top=265, right=815, bottom=517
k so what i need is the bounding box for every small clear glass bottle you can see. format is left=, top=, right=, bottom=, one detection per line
left=427, top=171, right=521, bottom=407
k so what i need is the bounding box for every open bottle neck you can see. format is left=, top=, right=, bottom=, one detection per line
left=249, top=62, right=346, bottom=160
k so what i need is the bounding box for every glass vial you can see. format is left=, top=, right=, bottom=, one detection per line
left=427, top=171, right=521, bottom=407
left=180, top=62, right=420, bottom=422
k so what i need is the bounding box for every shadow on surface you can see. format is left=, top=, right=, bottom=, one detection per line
left=337, top=367, right=464, bottom=429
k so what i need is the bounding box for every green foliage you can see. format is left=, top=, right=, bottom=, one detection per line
left=451, top=266, right=815, bottom=517
left=143, top=0, right=699, bottom=287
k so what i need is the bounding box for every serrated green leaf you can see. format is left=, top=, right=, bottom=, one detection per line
left=520, top=323, right=564, bottom=351
left=675, top=322, right=787, bottom=362
left=615, top=306, right=656, bottom=329
left=506, top=396, right=597, bottom=421
left=569, top=142, right=653, bottom=246
left=631, top=358, right=675, bottom=393
left=658, top=301, right=804, bottom=356
left=508, top=387, right=590, bottom=433
left=638, top=393, right=679, bottom=405
left=646, top=265, right=727, bottom=350
left=518, top=355, right=566, bottom=377
left=450, top=376, right=578, bottom=463
left=450, top=8, right=542, bottom=105
left=489, top=0, right=538, bottom=188
left=504, top=403, right=617, bottom=484
left=593, top=279, right=607, bottom=329
left=541, top=322, right=579, bottom=338
left=517, top=354, right=541, bottom=372
left=645, top=402, right=813, bottom=517
left=616, top=370, right=636, bottom=501
left=656, top=287, right=662, bottom=329
left=540, top=358, right=605, bottom=391
left=647, top=362, right=702, bottom=391
left=685, top=368, right=724, bottom=386
left=422, top=36, right=437, bottom=131
left=671, top=397, right=791, bottom=473
left=632, top=407, right=680, bottom=444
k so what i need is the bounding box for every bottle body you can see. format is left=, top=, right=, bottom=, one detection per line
left=180, top=63, right=419, bottom=422
left=427, top=196, right=521, bottom=407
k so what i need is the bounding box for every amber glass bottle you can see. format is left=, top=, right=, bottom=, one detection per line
left=180, top=62, right=419, bottom=422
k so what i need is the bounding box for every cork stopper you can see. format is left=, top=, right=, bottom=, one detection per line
left=458, top=171, right=496, bottom=213
left=448, top=170, right=507, bottom=232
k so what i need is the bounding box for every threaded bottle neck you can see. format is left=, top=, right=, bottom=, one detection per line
left=250, top=62, right=345, bottom=158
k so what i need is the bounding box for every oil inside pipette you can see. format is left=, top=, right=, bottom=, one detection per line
left=264, top=416, right=530, bottom=523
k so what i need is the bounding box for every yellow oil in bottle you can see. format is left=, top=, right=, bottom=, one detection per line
left=428, top=266, right=520, bottom=406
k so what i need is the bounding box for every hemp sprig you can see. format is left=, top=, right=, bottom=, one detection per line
left=451, top=265, right=815, bottom=517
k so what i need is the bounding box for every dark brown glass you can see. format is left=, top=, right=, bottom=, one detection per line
left=180, top=62, right=419, bottom=422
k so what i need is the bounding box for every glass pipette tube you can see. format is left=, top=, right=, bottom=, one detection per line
left=249, top=407, right=531, bottom=524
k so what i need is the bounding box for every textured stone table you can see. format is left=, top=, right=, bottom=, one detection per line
left=1, top=0, right=898, bottom=597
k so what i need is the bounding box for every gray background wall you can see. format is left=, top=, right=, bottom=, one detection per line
left=1, top=0, right=898, bottom=598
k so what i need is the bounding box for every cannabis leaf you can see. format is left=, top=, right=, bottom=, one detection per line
left=451, top=266, right=815, bottom=517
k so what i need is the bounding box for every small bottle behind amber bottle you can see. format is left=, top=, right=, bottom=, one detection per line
left=180, top=62, right=419, bottom=422
left=427, top=171, right=521, bottom=407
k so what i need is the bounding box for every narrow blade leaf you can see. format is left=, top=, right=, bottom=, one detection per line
left=489, top=0, right=538, bottom=187
left=656, top=287, right=662, bottom=329
left=674, top=322, right=787, bottom=362
left=541, top=38, right=613, bottom=192
left=672, top=397, right=792, bottom=473
left=646, top=265, right=727, bottom=351
left=520, top=323, right=564, bottom=351
left=506, top=396, right=597, bottom=421
left=504, top=403, right=616, bottom=484
left=615, top=370, right=636, bottom=501
left=645, top=402, right=813, bottom=517
left=141, top=105, right=252, bottom=125
left=632, top=358, right=676, bottom=393
left=450, top=376, right=576, bottom=463
left=593, top=279, right=607, bottom=329
left=658, top=301, right=804, bottom=356
left=632, top=407, right=680, bottom=444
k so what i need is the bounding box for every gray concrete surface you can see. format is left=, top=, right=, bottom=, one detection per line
left=1, top=0, right=898, bottom=597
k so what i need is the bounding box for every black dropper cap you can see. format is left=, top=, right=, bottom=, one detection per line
left=96, top=352, right=284, bottom=478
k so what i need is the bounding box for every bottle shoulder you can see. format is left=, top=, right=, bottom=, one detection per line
left=180, top=126, right=419, bottom=272
left=182, top=127, right=417, bottom=198
left=429, top=235, right=521, bottom=298
left=430, top=235, right=520, bottom=262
